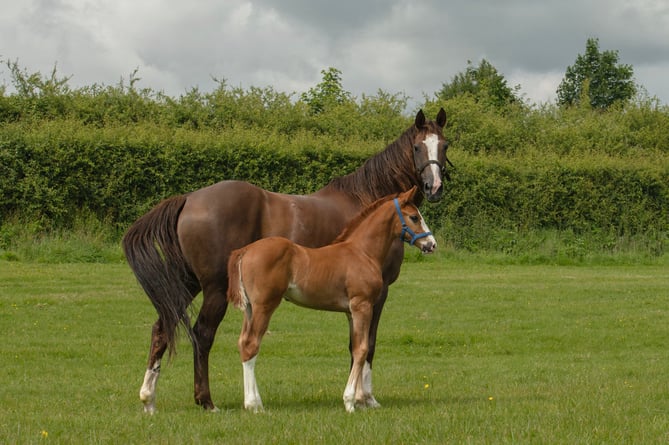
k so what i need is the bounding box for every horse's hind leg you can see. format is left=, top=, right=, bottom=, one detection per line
left=139, top=319, right=169, bottom=414
left=191, top=286, right=229, bottom=411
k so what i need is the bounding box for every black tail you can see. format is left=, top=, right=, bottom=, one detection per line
left=122, top=195, right=198, bottom=356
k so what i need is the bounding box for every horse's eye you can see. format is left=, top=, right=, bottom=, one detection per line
left=443, top=142, right=449, bottom=150
left=410, top=215, right=419, bottom=223
left=414, top=144, right=420, bottom=152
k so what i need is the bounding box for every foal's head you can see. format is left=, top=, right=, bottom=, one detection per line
left=394, top=186, right=437, bottom=254
left=411, top=108, right=451, bottom=203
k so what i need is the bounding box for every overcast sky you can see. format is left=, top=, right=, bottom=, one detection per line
left=1, top=0, right=668, bottom=109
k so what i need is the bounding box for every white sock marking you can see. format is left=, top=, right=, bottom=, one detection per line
left=242, top=355, right=263, bottom=412
left=139, top=360, right=160, bottom=414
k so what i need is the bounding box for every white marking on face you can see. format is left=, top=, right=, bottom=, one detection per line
left=422, top=133, right=442, bottom=195
left=416, top=208, right=437, bottom=251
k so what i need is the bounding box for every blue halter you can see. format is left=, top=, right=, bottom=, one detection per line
left=393, top=198, right=432, bottom=245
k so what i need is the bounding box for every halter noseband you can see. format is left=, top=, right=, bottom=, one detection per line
left=416, top=157, right=454, bottom=182
left=393, top=198, right=432, bottom=245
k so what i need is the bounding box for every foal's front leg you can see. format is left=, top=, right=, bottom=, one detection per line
left=343, top=300, right=372, bottom=412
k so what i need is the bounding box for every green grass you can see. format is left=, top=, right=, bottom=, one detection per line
left=1, top=259, right=668, bottom=444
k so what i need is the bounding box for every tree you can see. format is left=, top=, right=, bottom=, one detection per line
left=438, top=59, right=519, bottom=108
left=300, top=67, right=352, bottom=114
left=557, top=37, right=636, bottom=109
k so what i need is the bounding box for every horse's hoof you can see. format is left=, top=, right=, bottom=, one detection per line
left=365, top=396, right=381, bottom=408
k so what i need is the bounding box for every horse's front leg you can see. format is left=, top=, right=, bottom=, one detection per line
left=343, top=300, right=372, bottom=412
left=361, top=286, right=389, bottom=408
left=361, top=245, right=403, bottom=408
left=139, top=319, right=168, bottom=414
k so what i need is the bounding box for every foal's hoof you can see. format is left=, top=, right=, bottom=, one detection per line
left=244, top=401, right=264, bottom=413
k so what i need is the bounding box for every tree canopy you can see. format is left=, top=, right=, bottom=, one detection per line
left=300, top=67, right=353, bottom=114
left=556, top=37, right=636, bottom=109
left=437, top=59, right=520, bottom=109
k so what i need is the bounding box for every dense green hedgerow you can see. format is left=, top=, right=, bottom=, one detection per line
left=0, top=65, right=667, bottom=260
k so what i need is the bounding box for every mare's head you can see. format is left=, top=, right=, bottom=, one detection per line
left=394, top=186, right=436, bottom=253
left=411, top=108, right=451, bottom=202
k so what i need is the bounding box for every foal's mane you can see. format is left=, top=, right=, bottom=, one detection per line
left=331, top=194, right=398, bottom=244
left=325, top=124, right=426, bottom=205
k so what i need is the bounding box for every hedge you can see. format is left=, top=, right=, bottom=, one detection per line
left=1, top=120, right=666, bottom=252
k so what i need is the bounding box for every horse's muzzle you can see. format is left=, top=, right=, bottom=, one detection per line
left=425, top=185, right=443, bottom=202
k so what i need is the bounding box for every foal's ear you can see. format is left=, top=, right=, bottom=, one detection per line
left=401, top=185, right=418, bottom=203
left=414, top=109, right=426, bottom=128
left=436, top=108, right=447, bottom=127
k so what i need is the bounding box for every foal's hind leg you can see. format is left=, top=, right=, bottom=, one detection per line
left=238, top=297, right=281, bottom=412
left=139, top=319, right=169, bottom=414
left=191, top=285, right=229, bottom=411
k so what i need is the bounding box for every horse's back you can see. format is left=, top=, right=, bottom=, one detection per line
left=176, top=180, right=357, bottom=285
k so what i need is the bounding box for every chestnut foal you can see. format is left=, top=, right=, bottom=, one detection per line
left=227, top=186, right=436, bottom=412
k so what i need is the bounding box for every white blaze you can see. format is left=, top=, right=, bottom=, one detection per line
left=422, top=133, right=442, bottom=195
left=417, top=207, right=437, bottom=249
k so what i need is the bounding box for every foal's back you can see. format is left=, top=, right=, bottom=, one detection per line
left=227, top=236, right=382, bottom=314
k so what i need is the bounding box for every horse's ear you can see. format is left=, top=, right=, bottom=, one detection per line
left=414, top=109, right=426, bottom=128
left=436, top=108, right=447, bottom=127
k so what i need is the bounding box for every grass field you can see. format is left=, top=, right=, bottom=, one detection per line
left=1, top=258, right=668, bottom=444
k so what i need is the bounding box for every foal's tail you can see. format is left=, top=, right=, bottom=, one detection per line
left=226, top=248, right=248, bottom=311
left=122, top=194, right=197, bottom=356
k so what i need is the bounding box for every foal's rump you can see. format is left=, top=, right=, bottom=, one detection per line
left=226, top=237, right=298, bottom=310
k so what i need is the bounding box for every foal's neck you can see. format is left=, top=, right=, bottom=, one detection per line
left=345, top=206, right=399, bottom=263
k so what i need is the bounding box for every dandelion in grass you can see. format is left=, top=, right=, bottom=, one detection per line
left=424, top=383, right=430, bottom=389
left=41, top=430, right=48, bottom=439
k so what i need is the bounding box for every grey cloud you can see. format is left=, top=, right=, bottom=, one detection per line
left=1, top=0, right=668, bottom=105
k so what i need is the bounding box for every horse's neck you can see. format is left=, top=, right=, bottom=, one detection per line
left=321, top=129, right=419, bottom=205
left=345, top=207, right=398, bottom=263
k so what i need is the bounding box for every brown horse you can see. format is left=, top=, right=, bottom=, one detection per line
left=227, top=186, right=435, bottom=412
left=122, top=108, right=450, bottom=413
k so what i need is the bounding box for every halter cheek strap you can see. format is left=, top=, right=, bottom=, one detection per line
left=393, top=198, right=432, bottom=245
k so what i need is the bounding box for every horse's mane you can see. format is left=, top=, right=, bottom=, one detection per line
left=325, top=124, right=422, bottom=205
left=331, top=194, right=398, bottom=244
